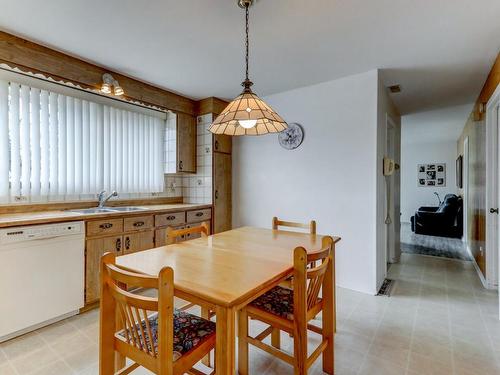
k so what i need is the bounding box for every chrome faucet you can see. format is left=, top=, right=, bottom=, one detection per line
left=97, top=190, right=118, bottom=208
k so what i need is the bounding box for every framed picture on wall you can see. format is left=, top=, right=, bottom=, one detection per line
left=418, top=163, right=446, bottom=187
left=456, top=155, right=463, bottom=188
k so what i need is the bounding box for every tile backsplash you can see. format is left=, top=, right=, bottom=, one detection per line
left=164, top=113, right=213, bottom=204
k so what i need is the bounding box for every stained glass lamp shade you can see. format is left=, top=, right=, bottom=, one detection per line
left=209, top=87, right=288, bottom=136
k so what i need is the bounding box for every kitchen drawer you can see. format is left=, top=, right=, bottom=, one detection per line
left=185, top=220, right=211, bottom=240
left=86, top=218, right=123, bottom=237
left=155, top=225, right=185, bottom=247
left=123, top=215, right=154, bottom=232
left=187, top=208, right=211, bottom=223
left=155, top=212, right=186, bottom=227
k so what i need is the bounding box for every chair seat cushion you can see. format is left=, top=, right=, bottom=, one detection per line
left=250, top=286, right=295, bottom=320
left=118, top=309, right=215, bottom=361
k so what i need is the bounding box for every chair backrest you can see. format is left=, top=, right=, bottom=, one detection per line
left=272, top=216, right=317, bottom=234
left=165, top=221, right=210, bottom=245
left=293, top=236, right=333, bottom=313
left=100, top=252, right=174, bottom=374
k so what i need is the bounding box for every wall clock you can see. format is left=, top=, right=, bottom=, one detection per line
left=278, top=122, right=304, bottom=150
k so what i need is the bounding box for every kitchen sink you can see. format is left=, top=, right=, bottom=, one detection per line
left=109, top=206, right=148, bottom=212
left=68, top=206, right=149, bottom=214
left=69, top=208, right=117, bottom=214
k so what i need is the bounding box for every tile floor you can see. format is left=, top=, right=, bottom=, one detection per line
left=1, top=253, right=499, bottom=375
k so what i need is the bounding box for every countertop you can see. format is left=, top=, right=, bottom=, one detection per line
left=0, top=203, right=212, bottom=228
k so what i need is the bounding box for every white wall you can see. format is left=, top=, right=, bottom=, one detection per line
left=400, top=104, right=472, bottom=222
left=233, top=70, right=400, bottom=295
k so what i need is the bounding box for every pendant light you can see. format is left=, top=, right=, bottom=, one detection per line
left=209, top=0, right=288, bottom=136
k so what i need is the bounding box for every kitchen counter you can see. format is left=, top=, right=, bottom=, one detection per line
left=0, top=203, right=212, bottom=228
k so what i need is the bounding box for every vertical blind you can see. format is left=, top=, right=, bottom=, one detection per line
left=0, top=79, right=165, bottom=199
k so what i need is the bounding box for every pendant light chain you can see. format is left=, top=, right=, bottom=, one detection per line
left=245, top=3, right=250, bottom=82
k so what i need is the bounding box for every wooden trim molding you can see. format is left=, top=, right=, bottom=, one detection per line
left=0, top=31, right=195, bottom=115
left=195, top=97, right=229, bottom=116
left=474, top=51, right=500, bottom=120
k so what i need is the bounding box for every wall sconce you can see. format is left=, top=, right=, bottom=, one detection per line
left=100, top=73, right=124, bottom=96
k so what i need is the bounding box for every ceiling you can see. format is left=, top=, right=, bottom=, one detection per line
left=1, top=0, right=499, bottom=115
left=402, top=103, right=473, bottom=144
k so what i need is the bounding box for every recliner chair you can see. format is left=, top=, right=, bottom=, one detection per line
left=410, top=194, right=463, bottom=238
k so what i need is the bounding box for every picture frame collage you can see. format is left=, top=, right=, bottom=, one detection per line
left=418, top=163, right=446, bottom=187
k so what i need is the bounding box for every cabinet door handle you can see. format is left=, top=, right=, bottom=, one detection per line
left=195, top=212, right=203, bottom=217
left=166, top=215, right=176, bottom=221
left=215, top=140, right=219, bottom=150
left=100, top=223, right=113, bottom=229
left=125, top=237, right=131, bottom=250
left=179, top=160, right=183, bottom=170
left=215, top=190, right=219, bottom=200
left=490, top=208, right=499, bottom=214
left=133, top=221, right=145, bottom=227
left=116, top=238, right=122, bottom=252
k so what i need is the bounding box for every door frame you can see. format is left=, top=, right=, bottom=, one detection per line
left=385, top=115, right=398, bottom=265
left=463, top=136, right=469, bottom=248
left=486, top=83, right=500, bottom=293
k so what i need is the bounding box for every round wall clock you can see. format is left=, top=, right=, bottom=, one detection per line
left=278, top=123, right=304, bottom=150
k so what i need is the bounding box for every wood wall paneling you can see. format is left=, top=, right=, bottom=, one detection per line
left=0, top=31, right=195, bottom=115
left=474, top=52, right=500, bottom=120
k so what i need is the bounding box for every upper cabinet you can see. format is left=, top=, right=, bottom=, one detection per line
left=165, top=112, right=197, bottom=174
left=176, top=113, right=197, bottom=173
left=213, top=134, right=232, bottom=154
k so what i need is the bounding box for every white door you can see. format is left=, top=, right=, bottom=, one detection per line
left=486, top=84, right=500, bottom=298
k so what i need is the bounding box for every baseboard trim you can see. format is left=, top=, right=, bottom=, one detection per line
left=468, top=246, right=494, bottom=289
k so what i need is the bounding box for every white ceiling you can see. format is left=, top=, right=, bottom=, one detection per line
left=1, top=0, right=499, bottom=114
left=402, top=103, right=473, bottom=144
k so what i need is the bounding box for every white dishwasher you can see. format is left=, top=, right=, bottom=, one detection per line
left=0, top=221, right=85, bottom=342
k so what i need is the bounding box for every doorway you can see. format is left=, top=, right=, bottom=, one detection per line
left=385, top=115, right=399, bottom=266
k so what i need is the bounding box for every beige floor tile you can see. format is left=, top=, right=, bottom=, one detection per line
left=358, top=354, right=407, bottom=375
left=0, top=332, right=46, bottom=360
left=27, top=360, right=74, bottom=375
left=407, top=351, right=453, bottom=374
left=11, top=346, right=59, bottom=374
left=0, top=363, right=17, bottom=375
left=63, top=344, right=98, bottom=373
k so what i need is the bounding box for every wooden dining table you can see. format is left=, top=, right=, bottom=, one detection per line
left=115, top=226, right=341, bottom=375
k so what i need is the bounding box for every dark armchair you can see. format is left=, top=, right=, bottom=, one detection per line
left=410, top=194, right=463, bottom=238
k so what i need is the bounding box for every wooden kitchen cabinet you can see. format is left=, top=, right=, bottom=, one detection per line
left=123, top=230, right=155, bottom=255
left=176, top=113, right=197, bottom=173
left=85, top=235, right=122, bottom=304
left=213, top=134, right=232, bottom=154
left=213, top=152, right=232, bottom=233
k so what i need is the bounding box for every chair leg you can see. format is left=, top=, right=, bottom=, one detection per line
left=271, top=327, right=281, bottom=349
left=238, top=308, right=249, bottom=375
left=201, top=307, right=212, bottom=367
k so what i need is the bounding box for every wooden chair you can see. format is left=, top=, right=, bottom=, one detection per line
left=272, top=217, right=316, bottom=234
left=272, top=217, right=317, bottom=290
left=165, top=222, right=210, bottom=313
left=165, top=221, right=210, bottom=245
left=238, top=237, right=335, bottom=375
left=99, top=252, right=216, bottom=375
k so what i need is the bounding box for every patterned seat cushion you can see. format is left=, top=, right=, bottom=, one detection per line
left=118, top=309, right=215, bottom=361
left=250, top=286, right=295, bottom=320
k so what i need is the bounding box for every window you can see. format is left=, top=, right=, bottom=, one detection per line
left=0, top=76, right=166, bottom=202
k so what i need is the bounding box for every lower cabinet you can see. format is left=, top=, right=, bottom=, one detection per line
left=84, top=207, right=212, bottom=306
left=123, top=230, right=155, bottom=255
left=85, top=235, right=122, bottom=304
